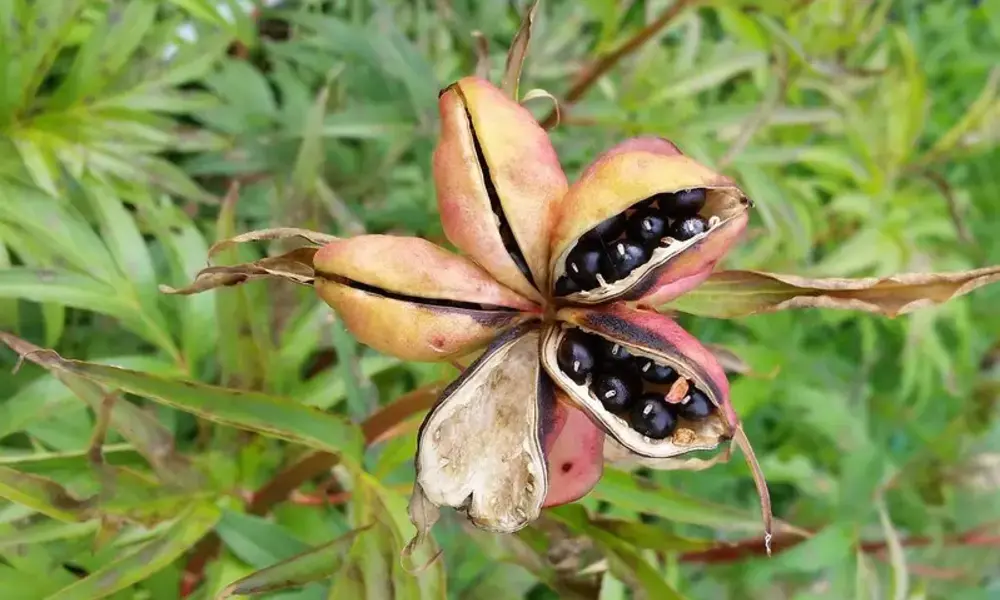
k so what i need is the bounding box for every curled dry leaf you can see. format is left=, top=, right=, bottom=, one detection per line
left=501, top=0, right=539, bottom=99
left=159, top=247, right=318, bottom=295
left=664, top=267, right=1000, bottom=319
left=206, top=227, right=339, bottom=260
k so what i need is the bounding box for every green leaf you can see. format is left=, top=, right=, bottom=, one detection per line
left=0, top=466, right=91, bottom=522
left=548, top=506, right=687, bottom=600
left=219, top=527, right=369, bottom=598
left=590, top=469, right=765, bottom=532
left=77, top=181, right=164, bottom=330
left=216, top=511, right=313, bottom=569
left=0, top=520, right=99, bottom=551
left=44, top=502, right=220, bottom=600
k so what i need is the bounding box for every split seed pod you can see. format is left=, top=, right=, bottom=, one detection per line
left=550, top=138, right=752, bottom=307
left=313, top=235, right=537, bottom=361
left=543, top=305, right=734, bottom=458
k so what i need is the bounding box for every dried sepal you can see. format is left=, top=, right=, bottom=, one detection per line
left=414, top=325, right=551, bottom=533
left=549, top=144, right=750, bottom=305
left=543, top=305, right=734, bottom=459
left=206, top=227, right=339, bottom=260
left=159, top=247, right=318, bottom=295
left=435, top=77, right=567, bottom=301
left=313, top=236, right=537, bottom=361
left=665, top=266, right=1000, bottom=319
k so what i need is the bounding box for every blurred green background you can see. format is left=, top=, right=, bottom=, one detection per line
left=2, top=0, right=1000, bottom=598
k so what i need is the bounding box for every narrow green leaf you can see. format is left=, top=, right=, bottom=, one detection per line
left=0, top=520, right=100, bottom=551
left=0, top=182, right=121, bottom=284
left=548, top=506, right=687, bottom=600
left=0, top=239, right=17, bottom=330
left=0, top=466, right=92, bottom=522
left=216, top=511, right=312, bottom=569
left=44, top=503, right=221, bottom=600
left=78, top=182, right=164, bottom=330
left=590, top=469, right=765, bottom=532
left=219, top=527, right=369, bottom=598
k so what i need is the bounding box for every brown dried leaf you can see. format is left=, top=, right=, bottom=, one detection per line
left=501, top=0, right=539, bottom=100
left=472, top=31, right=490, bottom=79
left=160, top=247, right=318, bottom=295
left=665, top=267, right=1000, bottom=319
left=206, top=227, right=338, bottom=260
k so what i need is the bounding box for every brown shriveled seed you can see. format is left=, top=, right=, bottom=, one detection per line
left=665, top=378, right=690, bottom=403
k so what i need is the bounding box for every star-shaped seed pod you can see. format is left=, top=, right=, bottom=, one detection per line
left=308, top=76, right=758, bottom=540
left=163, top=0, right=1000, bottom=563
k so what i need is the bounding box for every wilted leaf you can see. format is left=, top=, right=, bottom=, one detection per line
left=219, top=527, right=370, bottom=598
left=1, top=334, right=364, bottom=465
left=1, top=334, right=202, bottom=488
left=664, top=267, right=1000, bottom=318
left=0, top=466, right=92, bottom=522
left=44, top=503, right=220, bottom=600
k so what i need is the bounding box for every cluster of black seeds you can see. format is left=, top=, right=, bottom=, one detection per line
left=554, top=189, right=709, bottom=296
left=555, top=329, right=716, bottom=440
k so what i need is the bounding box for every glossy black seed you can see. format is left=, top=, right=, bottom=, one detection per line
left=565, top=243, right=611, bottom=289
left=673, top=188, right=707, bottom=216
left=637, top=358, right=678, bottom=384
left=584, top=213, right=627, bottom=243
left=678, top=388, right=714, bottom=420
left=669, top=216, right=708, bottom=241
left=626, top=209, right=668, bottom=247
left=553, top=276, right=580, bottom=297
left=593, top=370, right=642, bottom=413
left=631, top=394, right=678, bottom=439
left=557, top=330, right=598, bottom=384
left=602, top=241, right=648, bottom=280
left=600, top=341, right=633, bottom=364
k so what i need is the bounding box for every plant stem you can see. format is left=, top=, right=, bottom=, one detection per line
left=540, top=0, right=702, bottom=129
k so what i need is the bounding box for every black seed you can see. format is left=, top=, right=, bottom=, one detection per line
left=593, top=370, right=642, bottom=413
left=637, top=358, right=678, bottom=384
left=626, top=209, right=667, bottom=247
left=553, top=276, right=580, bottom=297
left=584, top=213, right=627, bottom=243
left=557, top=330, right=598, bottom=384
left=678, top=388, right=714, bottom=420
left=600, top=341, right=632, bottom=364
left=673, top=188, right=707, bottom=216
left=565, top=243, right=611, bottom=289
left=601, top=241, right=647, bottom=280
left=631, top=394, right=677, bottom=439
left=669, top=216, right=708, bottom=241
